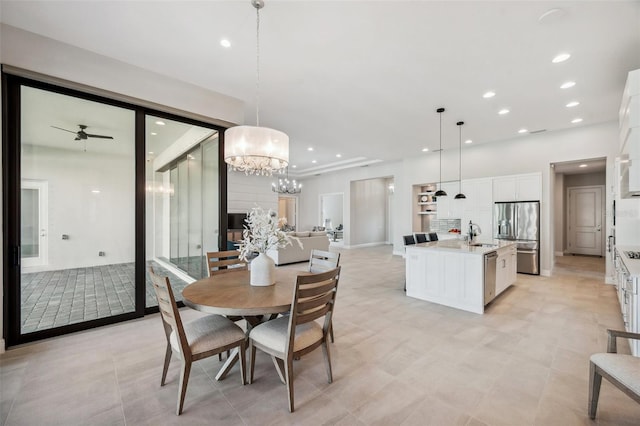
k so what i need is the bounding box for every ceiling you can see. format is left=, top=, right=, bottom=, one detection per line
left=2, top=1, right=640, bottom=176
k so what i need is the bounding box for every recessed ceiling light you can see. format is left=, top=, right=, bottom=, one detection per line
left=292, top=165, right=297, bottom=168
left=518, top=128, right=528, bottom=134
left=566, top=101, right=580, bottom=108
left=150, top=132, right=157, bottom=136
left=91, top=190, right=100, bottom=194
left=220, top=39, right=231, bottom=48
left=571, top=118, right=583, bottom=124
left=465, top=140, right=473, bottom=144
left=311, top=160, right=317, bottom=164
left=336, top=154, right=342, bottom=158
left=579, top=164, right=588, bottom=168
left=148, top=151, right=154, bottom=155
left=560, top=81, right=576, bottom=89
left=422, top=148, right=429, bottom=152
left=155, top=120, right=166, bottom=126
left=498, top=109, right=510, bottom=115
left=552, top=53, right=571, bottom=63
left=483, top=91, right=496, bottom=99
left=307, top=147, right=314, bottom=151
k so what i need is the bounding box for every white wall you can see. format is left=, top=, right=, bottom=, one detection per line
left=22, top=145, right=135, bottom=270
left=297, top=162, right=401, bottom=247
left=350, top=178, right=388, bottom=246
left=320, top=193, right=343, bottom=229
left=227, top=171, right=278, bottom=214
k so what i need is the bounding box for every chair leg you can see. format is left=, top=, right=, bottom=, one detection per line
left=588, top=361, right=602, bottom=419
left=285, top=357, right=295, bottom=413
left=322, top=340, right=333, bottom=384
left=176, top=360, right=192, bottom=416
left=329, top=321, right=335, bottom=343
left=218, top=353, right=223, bottom=361
left=249, top=341, right=256, bottom=384
left=239, top=341, right=247, bottom=386
left=161, top=343, right=172, bottom=386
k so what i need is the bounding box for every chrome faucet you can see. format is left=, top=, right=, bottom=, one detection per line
left=468, top=221, right=482, bottom=244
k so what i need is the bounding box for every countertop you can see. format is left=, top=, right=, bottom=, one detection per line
left=617, top=245, right=640, bottom=277
left=407, top=239, right=516, bottom=255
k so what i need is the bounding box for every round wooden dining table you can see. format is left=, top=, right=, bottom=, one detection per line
left=182, top=268, right=303, bottom=316
left=181, top=267, right=305, bottom=381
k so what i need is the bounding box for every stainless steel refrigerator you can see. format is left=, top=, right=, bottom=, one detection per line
left=494, top=201, right=540, bottom=275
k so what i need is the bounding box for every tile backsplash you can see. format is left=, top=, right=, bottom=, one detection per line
left=430, top=219, right=461, bottom=234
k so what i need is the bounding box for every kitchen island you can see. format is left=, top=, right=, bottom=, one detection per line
left=405, top=239, right=517, bottom=314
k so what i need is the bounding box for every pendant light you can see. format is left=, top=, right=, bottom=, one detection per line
left=224, top=0, right=289, bottom=176
left=434, top=107, right=447, bottom=197
left=454, top=121, right=466, bottom=199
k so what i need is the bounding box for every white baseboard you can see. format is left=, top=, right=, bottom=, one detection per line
left=541, top=269, right=551, bottom=277
left=605, top=276, right=615, bottom=285
left=346, top=242, right=387, bottom=249
left=554, top=251, right=564, bottom=256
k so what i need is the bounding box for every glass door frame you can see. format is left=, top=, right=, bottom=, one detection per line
left=2, top=71, right=230, bottom=347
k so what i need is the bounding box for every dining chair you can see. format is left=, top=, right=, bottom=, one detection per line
left=248, top=267, right=341, bottom=412
left=403, top=235, right=416, bottom=291
left=206, top=250, right=247, bottom=276
left=149, top=267, right=247, bottom=415
left=589, top=329, right=640, bottom=419
left=428, top=232, right=439, bottom=241
left=415, top=233, right=428, bottom=243
left=308, top=249, right=341, bottom=342
left=403, top=235, right=416, bottom=246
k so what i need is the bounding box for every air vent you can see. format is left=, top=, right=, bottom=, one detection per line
left=530, top=129, right=547, bottom=134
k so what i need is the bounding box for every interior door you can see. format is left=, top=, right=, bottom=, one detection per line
left=20, top=180, right=48, bottom=268
left=567, top=186, right=604, bottom=256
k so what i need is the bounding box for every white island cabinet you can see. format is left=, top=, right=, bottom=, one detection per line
left=406, top=240, right=517, bottom=314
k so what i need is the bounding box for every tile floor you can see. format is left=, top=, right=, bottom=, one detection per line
left=2, top=246, right=639, bottom=425
left=20, top=261, right=188, bottom=333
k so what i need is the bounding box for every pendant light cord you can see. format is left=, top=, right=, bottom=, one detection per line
left=255, top=5, right=261, bottom=127
left=439, top=110, right=443, bottom=188
left=459, top=123, right=462, bottom=192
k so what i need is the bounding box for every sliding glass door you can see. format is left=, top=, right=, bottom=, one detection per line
left=3, top=73, right=228, bottom=346
left=18, top=85, right=137, bottom=335
left=144, top=115, right=221, bottom=307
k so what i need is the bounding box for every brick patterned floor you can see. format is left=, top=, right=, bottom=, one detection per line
left=20, top=261, right=188, bottom=333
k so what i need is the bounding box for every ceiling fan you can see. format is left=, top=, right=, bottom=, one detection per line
left=51, top=124, right=114, bottom=141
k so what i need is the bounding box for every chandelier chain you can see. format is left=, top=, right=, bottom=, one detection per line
left=255, top=4, right=260, bottom=127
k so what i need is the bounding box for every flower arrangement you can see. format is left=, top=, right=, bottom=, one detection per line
left=238, top=206, right=302, bottom=261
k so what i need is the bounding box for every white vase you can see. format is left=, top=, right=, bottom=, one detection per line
left=250, top=252, right=276, bottom=286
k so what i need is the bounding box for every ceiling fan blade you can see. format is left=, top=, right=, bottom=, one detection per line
left=85, top=134, right=114, bottom=139
left=51, top=125, right=78, bottom=134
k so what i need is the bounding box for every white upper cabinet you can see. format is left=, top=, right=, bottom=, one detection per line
left=493, top=173, right=541, bottom=202
left=437, top=181, right=463, bottom=219
left=461, top=178, right=493, bottom=239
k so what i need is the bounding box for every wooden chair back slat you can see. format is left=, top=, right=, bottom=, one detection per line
left=206, top=250, right=247, bottom=277
left=309, top=249, right=340, bottom=274
left=298, top=280, right=338, bottom=299
left=296, top=291, right=334, bottom=314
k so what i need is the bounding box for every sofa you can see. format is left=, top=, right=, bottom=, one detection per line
left=267, top=234, right=330, bottom=266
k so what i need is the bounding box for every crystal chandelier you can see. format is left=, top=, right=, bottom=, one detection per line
left=224, top=0, right=289, bottom=176
left=272, top=168, right=302, bottom=194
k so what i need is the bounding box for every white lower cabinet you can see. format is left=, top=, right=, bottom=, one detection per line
left=496, top=245, right=517, bottom=296
left=406, top=246, right=484, bottom=314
